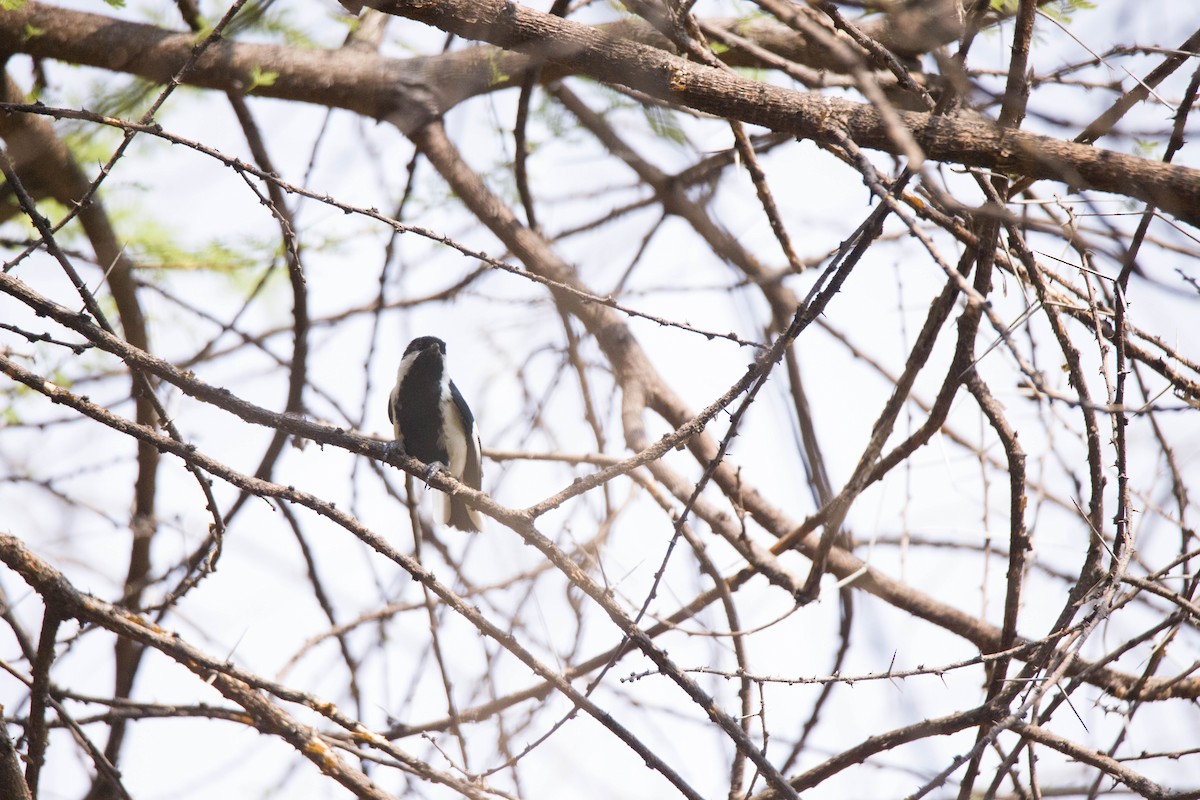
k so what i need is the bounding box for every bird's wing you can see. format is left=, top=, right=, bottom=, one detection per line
left=449, top=380, right=483, bottom=490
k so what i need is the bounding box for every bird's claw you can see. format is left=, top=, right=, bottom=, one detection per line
left=423, top=461, right=448, bottom=484
left=382, top=444, right=446, bottom=487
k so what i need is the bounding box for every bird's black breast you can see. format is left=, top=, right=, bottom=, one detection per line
left=393, top=350, right=449, bottom=465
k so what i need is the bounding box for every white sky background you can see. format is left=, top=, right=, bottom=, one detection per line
left=2, top=0, right=1200, bottom=798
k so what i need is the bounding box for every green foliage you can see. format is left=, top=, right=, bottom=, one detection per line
left=223, top=0, right=318, bottom=47
left=644, top=105, right=689, bottom=148
left=1, top=0, right=28, bottom=13
left=1133, top=138, right=1163, bottom=159
left=0, top=402, right=20, bottom=426
left=0, top=197, right=81, bottom=245
left=578, top=80, right=695, bottom=153
left=1041, top=0, right=1097, bottom=22
left=84, top=76, right=159, bottom=121
left=118, top=215, right=266, bottom=275
left=62, top=119, right=123, bottom=168
left=488, top=51, right=511, bottom=88
left=247, top=65, right=279, bottom=94
left=732, top=11, right=769, bottom=34
left=536, top=91, right=577, bottom=143
left=993, top=0, right=1096, bottom=20
left=734, top=65, right=767, bottom=83
left=183, top=0, right=317, bottom=47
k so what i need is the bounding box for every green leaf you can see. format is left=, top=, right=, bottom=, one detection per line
left=1, top=0, right=28, bottom=11
left=1, top=404, right=20, bottom=426
left=1133, top=138, right=1162, bottom=158
left=247, top=65, right=279, bottom=93
left=123, top=223, right=265, bottom=275
left=488, top=51, right=510, bottom=87
left=644, top=105, right=689, bottom=148
left=1039, top=0, right=1097, bottom=22
left=224, top=0, right=319, bottom=47
left=85, top=76, right=158, bottom=121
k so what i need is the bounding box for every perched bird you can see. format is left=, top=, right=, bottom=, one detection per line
left=387, top=336, right=483, bottom=531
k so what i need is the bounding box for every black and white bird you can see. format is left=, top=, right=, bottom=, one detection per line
left=387, top=336, right=483, bottom=531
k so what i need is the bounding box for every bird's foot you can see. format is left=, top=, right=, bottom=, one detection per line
left=382, top=441, right=403, bottom=461
left=423, top=461, right=448, bottom=484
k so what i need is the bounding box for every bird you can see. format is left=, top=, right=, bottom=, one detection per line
left=387, top=336, right=483, bottom=532
left=381, top=335, right=480, bottom=532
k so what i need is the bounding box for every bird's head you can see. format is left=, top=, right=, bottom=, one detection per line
left=403, top=336, right=447, bottom=358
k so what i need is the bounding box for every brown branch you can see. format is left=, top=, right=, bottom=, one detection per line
left=3, top=2, right=1198, bottom=223
left=22, top=609, right=59, bottom=797
left=1075, top=25, right=1200, bottom=145
left=779, top=707, right=995, bottom=796
left=0, top=535, right=476, bottom=800
left=3, top=22, right=262, bottom=778
left=360, top=0, right=1200, bottom=225
left=958, top=370, right=1030, bottom=800
left=0, top=353, right=713, bottom=800
left=0, top=715, right=31, bottom=800
left=1012, top=722, right=1188, bottom=800
left=3, top=267, right=1196, bottom=706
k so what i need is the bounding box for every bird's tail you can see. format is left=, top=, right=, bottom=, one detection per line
left=444, top=494, right=482, bottom=532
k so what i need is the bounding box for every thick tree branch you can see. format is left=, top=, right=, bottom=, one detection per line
left=1, top=2, right=1197, bottom=223
left=0, top=717, right=31, bottom=800
left=361, top=0, right=1200, bottom=225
